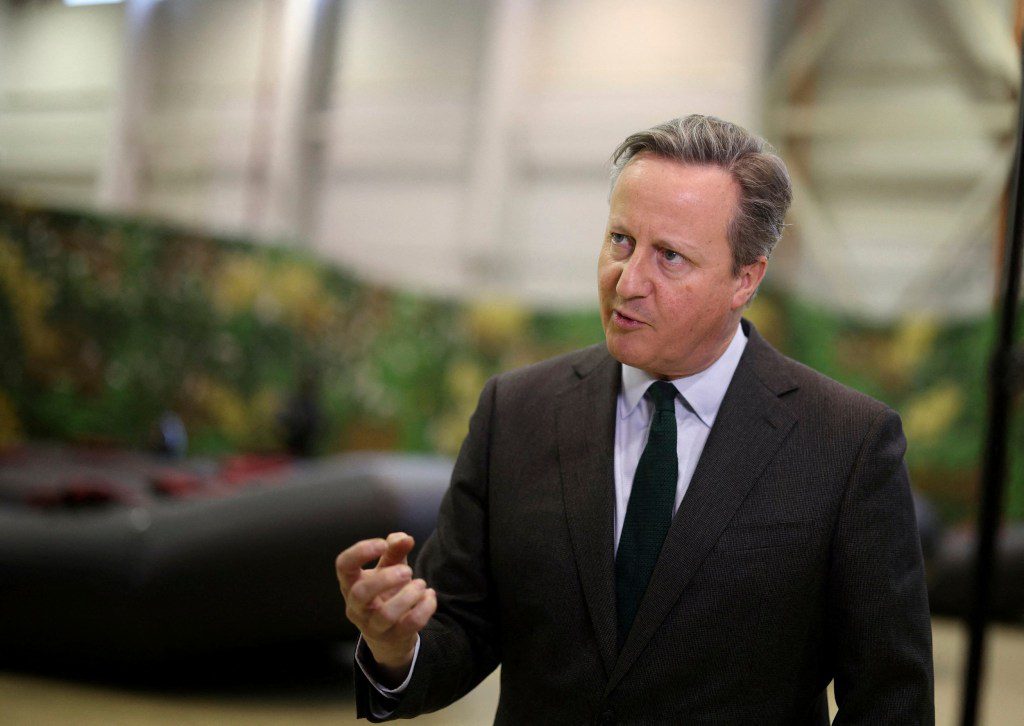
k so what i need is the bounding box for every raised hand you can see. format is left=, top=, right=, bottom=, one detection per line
left=336, top=532, right=437, bottom=685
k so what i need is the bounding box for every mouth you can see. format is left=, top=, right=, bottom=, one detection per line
left=611, top=309, right=647, bottom=330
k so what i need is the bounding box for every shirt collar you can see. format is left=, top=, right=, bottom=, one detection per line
left=619, top=322, right=748, bottom=428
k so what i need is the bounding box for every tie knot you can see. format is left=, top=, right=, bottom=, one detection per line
left=646, top=381, right=677, bottom=412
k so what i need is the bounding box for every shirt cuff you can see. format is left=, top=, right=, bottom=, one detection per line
left=355, top=634, right=421, bottom=702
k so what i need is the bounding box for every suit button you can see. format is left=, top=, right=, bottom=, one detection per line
left=597, top=710, right=616, bottom=726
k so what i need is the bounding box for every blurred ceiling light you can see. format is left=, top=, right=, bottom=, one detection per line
left=63, top=0, right=125, bottom=6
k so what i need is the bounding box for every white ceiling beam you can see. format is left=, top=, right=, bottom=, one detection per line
left=769, top=100, right=1017, bottom=138
left=96, top=0, right=159, bottom=212
left=460, top=0, right=536, bottom=286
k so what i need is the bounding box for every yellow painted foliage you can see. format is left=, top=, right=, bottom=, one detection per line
left=0, top=236, right=62, bottom=367
left=432, top=358, right=488, bottom=455
left=191, top=376, right=253, bottom=446
left=213, top=255, right=333, bottom=335
left=446, top=358, right=487, bottom=403
left=466, top=300, right=528, bottom=351
left=903, top=382, right=964, bottom=444
left=886, top=316, right=939, bottom=381
left=0, top=390, right=22, bottom=448
left=249, top=387, right=284, bottom=449
left=212, top=255, right=264, bottom=316
left=743, top=297, right=784, bottom=345
left=270, top=262, right=334, bottom=335
left=188, top=376, right=285, bottom=449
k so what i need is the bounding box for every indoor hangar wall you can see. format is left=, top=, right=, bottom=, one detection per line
left=1, top=0, right=1019, bottom=320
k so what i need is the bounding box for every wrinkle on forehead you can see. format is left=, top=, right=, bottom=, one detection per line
left=608, top=156, right=738, bottom=256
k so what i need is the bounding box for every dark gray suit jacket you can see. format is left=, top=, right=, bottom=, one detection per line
left=356, top=320, right=934, bottom=724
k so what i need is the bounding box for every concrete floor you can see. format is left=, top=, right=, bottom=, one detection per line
left=2, top=617, right=1022, bottom=725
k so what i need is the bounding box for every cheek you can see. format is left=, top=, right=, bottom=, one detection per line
left=597, top=263, right=619, bottom=297
left=661, top=288, right=705, bottom=332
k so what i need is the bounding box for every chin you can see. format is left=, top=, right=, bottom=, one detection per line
left=604, top=333, right=644, bottom=369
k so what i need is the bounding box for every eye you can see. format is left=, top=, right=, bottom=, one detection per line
left=608, top=232, right=634, bottom=257
left=661, top=248, right=684, bottom=265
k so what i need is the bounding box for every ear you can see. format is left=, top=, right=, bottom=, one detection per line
left=731, top=256, right=768, bottom=310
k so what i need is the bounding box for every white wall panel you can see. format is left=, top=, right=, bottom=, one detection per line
left=314, top=179, right=469, bottom=296
left=0, top=0, right=123, bottom=207
left=315, top=0, right=769, bottom=306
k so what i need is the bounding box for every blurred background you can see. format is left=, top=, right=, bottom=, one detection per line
left=0, top=0, right=1022, bottom=724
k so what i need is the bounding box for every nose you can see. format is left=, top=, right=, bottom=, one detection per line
left=615, top=247, right=652, bottom=299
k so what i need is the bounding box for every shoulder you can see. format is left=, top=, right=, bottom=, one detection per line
left=743, top=323, right=896, bottom=431
left=741, top=327, right=908, bottom=493
left=487, top=343, right=611, bottom=401
left=461, top=344, right=611, bottom=444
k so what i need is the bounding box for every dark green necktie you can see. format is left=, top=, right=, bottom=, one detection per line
left=616, top=380, right=678, bottom=649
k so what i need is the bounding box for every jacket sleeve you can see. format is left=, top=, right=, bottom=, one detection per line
left=355, top=377, right=501, bottom=720
left=828, top=407, right=935, bottom=725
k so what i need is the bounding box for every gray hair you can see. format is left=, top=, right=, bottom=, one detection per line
left=609, top=114, right=792, bottom=275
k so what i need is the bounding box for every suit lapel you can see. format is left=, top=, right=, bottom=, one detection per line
left=556, top=349, right=620, bottom=678
left=606, top=326, right=798, bottom=693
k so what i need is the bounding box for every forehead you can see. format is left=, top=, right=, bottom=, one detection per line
left=614, top=154, right=736, bottom=202
left=609, top=155, right=738, bottom=234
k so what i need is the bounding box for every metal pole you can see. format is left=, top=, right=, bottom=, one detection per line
left=960, top=33, right=1024, bottom=726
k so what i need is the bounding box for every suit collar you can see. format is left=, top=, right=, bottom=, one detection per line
left=570, top=342, right=613, bottom=379
left=738, top=317, right=799, bottom=397
left=575, top=318, right=796, bottom=404
left=558, top=348, right=621, bottom=677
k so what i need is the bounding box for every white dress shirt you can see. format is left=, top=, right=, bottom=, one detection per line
left=614, top=323, right=747, bottom=551
left=359, top=322, right=748, bottom=707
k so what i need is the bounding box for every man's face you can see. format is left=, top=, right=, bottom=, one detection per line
left=598, top=154, right=766, bottom=379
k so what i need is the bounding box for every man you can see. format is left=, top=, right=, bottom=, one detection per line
left=336, top=115, right=934, bottom=724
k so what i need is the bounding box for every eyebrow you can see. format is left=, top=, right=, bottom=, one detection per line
left=608, top=219, right=695, bottom=255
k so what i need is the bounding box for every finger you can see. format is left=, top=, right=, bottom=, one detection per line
left=345, top=565, right=414, bottom=626
left=367, top=579, right=427, bottom=634
left=377, top=534, right=414, bottom=601
left=377, top=532, right=415, bottom=569
left=348, top=564, right=413, bottom=607
left=335, top=538, right=386, bottom=591
left=392, top=588, right=437, bottom=638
